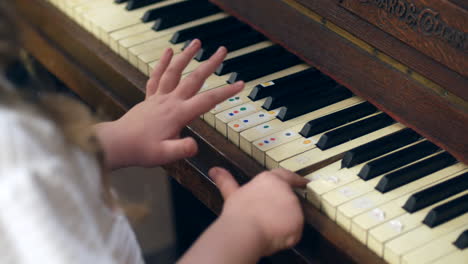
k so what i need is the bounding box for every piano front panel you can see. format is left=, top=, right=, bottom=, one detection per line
left=210, top=0, right=468, bottom=165
left=11, top=1, right=467, bottom=264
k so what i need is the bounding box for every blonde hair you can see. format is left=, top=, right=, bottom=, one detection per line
left=0, top=4, right=149, bottom=224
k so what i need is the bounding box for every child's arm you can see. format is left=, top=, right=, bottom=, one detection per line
left=94, top=40, right=244, bottom=170
left=178, top=168, right=309, bottom=264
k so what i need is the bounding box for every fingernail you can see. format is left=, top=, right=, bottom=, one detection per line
left=216, top=46, right=226, bottom=54
left=209, top=167, right=219, bottom=177
left=188, top=39, right=200, bottom=49
left=235, top=81, right=244, bottom=88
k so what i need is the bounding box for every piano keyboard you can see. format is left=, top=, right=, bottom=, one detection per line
left=46, top=1, right=468, bottom=263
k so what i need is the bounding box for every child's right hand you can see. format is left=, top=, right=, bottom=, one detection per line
left=209, top=167, right=309, bottom=256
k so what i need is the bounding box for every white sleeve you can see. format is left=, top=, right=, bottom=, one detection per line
left=0, top=107, right=143, bottom=264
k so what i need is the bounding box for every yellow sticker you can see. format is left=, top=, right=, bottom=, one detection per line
left=261, top=81, right=275, bottom=87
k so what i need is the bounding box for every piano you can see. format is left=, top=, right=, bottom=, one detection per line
left=8, top=0, right=467, bottom=263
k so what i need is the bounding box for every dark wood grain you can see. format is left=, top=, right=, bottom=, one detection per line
left=340, top=0, right=467, bottom=77
left=448, top=0, right=468, bottom=10
left=210, top=0, right=468, bottom=164
left=296, top=0, right=468, bottom=100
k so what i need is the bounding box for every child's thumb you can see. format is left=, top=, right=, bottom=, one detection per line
left=209, top=167, right=239, bottom=200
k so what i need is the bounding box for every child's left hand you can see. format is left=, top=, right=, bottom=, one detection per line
left=95, top=39, right=244, bottom=169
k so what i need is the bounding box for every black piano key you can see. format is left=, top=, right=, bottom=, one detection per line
left=153, top=3, right=221, bottom=31
left=403, top=172, right=468, bottom=213
left=262, top=77, right=336, bottom=110
left=300, top=102, right=378, bottom=138
left=359, top=140, right=440, bottom=181
left=341, top=128, right=422, bottom=168
left=196, top=30, right=267, bottom=61
left=423, top=194, right=468, bottom=228
left=254, top=75, right=328, bottom=109
left=115, top=0, right=128, bottom=3
left=454, top=230, right=468, bottom=249
left=227, top=53, right=302, bottom=83
left=181, top=26, right=252, bottom=51
left=316, top=113, right=395, bottom=150
left=248, top=68, right=322, bottom=101
left=143, top=1, right=220, bottom=27
left=375, top=152, right=458, bottom=193
left=277, top=86, right=354, bottom=121
left=215, top=45, right=286, bottom=75
left=170, top=17, right=245, bottom=44
left=126, top=0, right=165, bottom=10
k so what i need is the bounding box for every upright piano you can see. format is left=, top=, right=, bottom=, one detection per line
left=9, top=0, right=467, bottom=263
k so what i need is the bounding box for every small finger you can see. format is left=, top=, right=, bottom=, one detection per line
left=270, top=168, right=309, bottom=188
left=209, top=167, right=239, bottom=200
left=157, top=39, right=201, bottom=95
left=176, top=46, right=227, bottom=99
left=147, top=48, right=173, bottom=99
left=186, top=81, right=244, bottom=117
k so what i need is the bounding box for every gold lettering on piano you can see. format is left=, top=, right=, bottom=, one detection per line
left=357, top=0, right=467, bottom=51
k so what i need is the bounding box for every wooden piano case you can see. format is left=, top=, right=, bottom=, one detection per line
left=9, top=0, right=467, bottom=263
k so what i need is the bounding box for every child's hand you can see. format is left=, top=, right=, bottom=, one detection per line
left=209, top=167, right=309, bottom=256
left=95, top=39, right=244, bottom=169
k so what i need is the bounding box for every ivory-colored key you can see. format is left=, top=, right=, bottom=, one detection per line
left=321, top=171, right=390, bottom=219
left=320, top=151, right=444, bottom=220
left=264, top=113, right=384, bottom=170
left=107, top=0, right=190, bottom=51
left=401, top=224, right=468, bottom=264
left=133, top=40, right=184, bottom=68
left=109, top=23, right=154, bottom=53
left=351, top=168, right=468, bottom=244
left=243, top=97, right=364, bottom=157
left=336, top=163, right=466, bottom=230
left=430, top=248, right=468, bottom=264
left=215, top=103, right=265, bottom=136
left=132, top=14, right=230, bottom=67
left=263, top=114, right=393, bottom=169
left=383, top=213, right=468, bottom=264
left=147, top=41, right=274, bottom=76
left=304, top=161, right=343, bottom=207
left=93, top=0, right=184, bottom=44
left=305, top=160, right=369, bottom=208
left=204, top=65, right=309, bottom=126
left=265, top=134, right=324, bottom=170
left=248, top=109, right=373, bottom=165
left=305, top=139, right=427, bottom=211
left=73, top=1, right=120, bottom=30
left=247, top=97, right=360, bottom=159
left=367, top=190, right=468, bottom=257
left=59, top=0, right=94, bottom=18
left=276, top=123, right=405, bottom=171
left=251, top=124, right=303, bottom=165
left=118, top=13, right=224, bottom=59
left=227, top=109, right=280, bottom=147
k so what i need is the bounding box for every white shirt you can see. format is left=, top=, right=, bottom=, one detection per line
left=0, top=104, right=144, bottom=264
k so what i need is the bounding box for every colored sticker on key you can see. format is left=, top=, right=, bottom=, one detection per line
left=228, top=96, right=242, bottom=104
left=261, top=81, right=275, bottom=87
left=223, top=104, right=254, bottom=121
left=254, top=129, right=298, bottom=151
left=229, top=110, right=278, bottom=132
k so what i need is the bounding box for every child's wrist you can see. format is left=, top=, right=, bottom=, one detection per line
left=218, top=209, right=269, bottom=257
left=94, top=120, right=132, bottom=170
